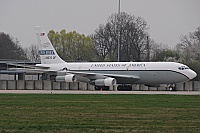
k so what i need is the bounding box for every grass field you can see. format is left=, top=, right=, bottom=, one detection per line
left=0, top=94, right=199, bottom=132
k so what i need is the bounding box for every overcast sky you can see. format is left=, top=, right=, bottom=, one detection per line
left=0, top=0, right=200, bottom=48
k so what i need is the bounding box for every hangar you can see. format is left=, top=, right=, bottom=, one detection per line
left=0, top=59, right=39, bottom=80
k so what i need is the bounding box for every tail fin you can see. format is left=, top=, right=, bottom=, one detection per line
left=35, top=26, right=65, bottom=64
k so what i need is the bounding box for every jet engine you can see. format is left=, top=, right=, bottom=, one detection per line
left=94, top=78, right=117, bottom=86
left=55, top=74, right=77, bottom=82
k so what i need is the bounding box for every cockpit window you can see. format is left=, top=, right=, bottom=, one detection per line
left=178, top=66, right=189, bottom=70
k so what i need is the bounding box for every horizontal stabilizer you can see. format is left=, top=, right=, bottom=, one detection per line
left=7, top=63, right=50, bottom=69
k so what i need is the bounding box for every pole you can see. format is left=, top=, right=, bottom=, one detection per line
left=117, top=0, right=120, bottom=62
left=147, top=36, right=150, bottom=62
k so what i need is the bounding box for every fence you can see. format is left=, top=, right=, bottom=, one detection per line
left=0, top=80, right=200, bottom=91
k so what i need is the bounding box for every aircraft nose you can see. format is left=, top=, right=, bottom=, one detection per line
left=188, top=70, right=197, bottom=80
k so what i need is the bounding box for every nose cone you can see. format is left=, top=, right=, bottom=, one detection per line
left=188, top=70, right=197, bottom=80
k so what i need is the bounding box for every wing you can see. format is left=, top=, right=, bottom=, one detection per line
left=9, top=67, right=140, bottom=84
left=105, top=73, right=140, bottom=84
left=68, top=71, right=140, bottom=84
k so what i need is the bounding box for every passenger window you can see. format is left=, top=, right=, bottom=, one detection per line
left=178, top=67, right=182, bottom=70
left=178, top=66, right=189, bottom=70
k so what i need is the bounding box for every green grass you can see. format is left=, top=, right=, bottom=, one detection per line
left=0, top=94, right=199, bottom=132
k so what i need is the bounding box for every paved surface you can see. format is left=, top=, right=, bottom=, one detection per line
left=0, top=90, right=200, bottom=95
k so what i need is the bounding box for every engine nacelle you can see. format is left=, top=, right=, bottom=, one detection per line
left=94, top=78, right=117, bottom=86
left=55, top=74, right=77, bottom=82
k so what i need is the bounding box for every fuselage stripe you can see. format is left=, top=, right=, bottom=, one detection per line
left=65, top=69, right=190, bottom=80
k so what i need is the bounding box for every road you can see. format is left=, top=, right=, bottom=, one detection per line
left=0, top=90, right=200, bottom=95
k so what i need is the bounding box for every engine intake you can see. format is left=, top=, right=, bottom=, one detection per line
left=55, top=74, right=77, bottom=82
left=94, top=78, right=117, bottom=86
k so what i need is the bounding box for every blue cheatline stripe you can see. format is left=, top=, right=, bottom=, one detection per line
left=66, top=69, right=190, bottom=80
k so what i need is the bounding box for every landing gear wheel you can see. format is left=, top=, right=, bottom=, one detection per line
left=117, top=85, right=132, bottom=91
left=169, top=84, right=176, bottom=91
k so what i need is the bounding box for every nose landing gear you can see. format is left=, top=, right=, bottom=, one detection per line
left=169, top=84, right=176, bottom=91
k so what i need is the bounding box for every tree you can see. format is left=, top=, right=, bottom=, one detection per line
left=179, top=26, right=200, bottom=48
left=157, top=50, right=177, bottom=61
left=176, top=26, right=200, bottom=63
left=48, top=30, right=94, bottom=62
left=24, top=44, right=40, bottom=62
left=175, top=26, right=200, bottom=80
left=0, top=32, right=27, bottom=60
left=91, top=12, right=149, bottom=61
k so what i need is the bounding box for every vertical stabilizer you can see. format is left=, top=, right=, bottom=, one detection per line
left=35, top=26, right=65, bottom=64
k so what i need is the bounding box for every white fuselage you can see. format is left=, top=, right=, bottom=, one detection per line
left=37, top=62, right=197, bottom=85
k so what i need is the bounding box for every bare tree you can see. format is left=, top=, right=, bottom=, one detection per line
left=25, top=44, right=40, bottom=62
left=177, top=26, right=200, bottom=63
left=91, top=12, right=149, bottom=61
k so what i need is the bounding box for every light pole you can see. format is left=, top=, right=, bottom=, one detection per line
left=147, top=36, right=150, bottom=62
left=117, top=0, right=120, bottom=62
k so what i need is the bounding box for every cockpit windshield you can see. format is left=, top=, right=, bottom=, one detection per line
left=178, top=66, right=189, bottom=70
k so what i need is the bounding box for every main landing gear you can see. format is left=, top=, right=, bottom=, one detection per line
left=95, top=85, right=132, bottom=91
left=117, top=85, right=132, bottom=91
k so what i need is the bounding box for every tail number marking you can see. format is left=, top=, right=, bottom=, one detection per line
left=45, top=56, right=56, bottom=59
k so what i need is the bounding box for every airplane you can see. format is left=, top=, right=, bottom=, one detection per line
left=12, top=26, right=198, bottom=90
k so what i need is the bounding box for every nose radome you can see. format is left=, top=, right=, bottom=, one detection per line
left=189, top=70, right=197, bottom=80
